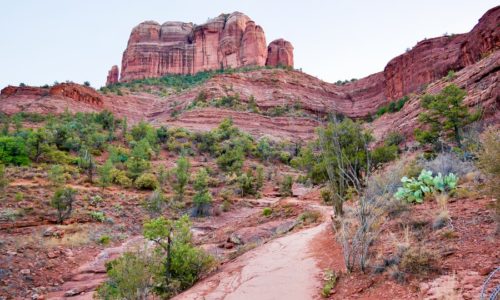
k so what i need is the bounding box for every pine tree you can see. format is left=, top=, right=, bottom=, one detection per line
left=415, top=84, right=480, bottom=149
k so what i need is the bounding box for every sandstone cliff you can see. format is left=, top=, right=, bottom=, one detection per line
left=118, top=12, right=294, bottom=82
left=383, top=5, right=499, bottom=100
left=106, top=65, right=119, bottom=86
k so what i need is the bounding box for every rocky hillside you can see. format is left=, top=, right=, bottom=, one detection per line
left=1, top=7, right=499, bottom=141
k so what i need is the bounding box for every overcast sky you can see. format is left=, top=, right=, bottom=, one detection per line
left=0, top=0, right=497, bottom=88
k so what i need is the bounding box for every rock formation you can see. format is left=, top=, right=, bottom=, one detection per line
left=383, top=5, right=499, bottom=100
left=106, top=65, right=119, bottom=86
left=266, top=39, right=294, bottom=67
left=117, top=12, right=293, bottom=82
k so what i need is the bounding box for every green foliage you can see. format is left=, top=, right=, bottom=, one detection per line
left=135, top=173, right=159, bottom=190
left=156, top=165, right=169, bottom=188
left=291, top=145, right=328, bottom=185
left=142, top=216, right=214, bottom=297
left=320, top=187, right=333, bottom=204
left=279, top=175, right=293, bottom=197
left=156, top=126, right=169, bottom=143
left=110, top=168, right=133, bottom=187
left=98, top=235, right=111, bottom=245
left=173, top=156, right=190, bottom=201
left=126, top=156, right=151, bottom=180
left=78, top=147, right=95, bottom=183
left=385, top=131, right=405, bottom=146
left=262, top=207, right=272, bottom=217
left=97, top=251, right=158, bottom=299
left=98, top=159, right=114, bottom=189
left=298, top=210, right=322, bottom=225
left=145, top=188, right=166, bottom=217
left=217, top=143, right=245, bottom=173
left=376, top=96, right=409, bottom=117
left=394, top=170, right=458, bottom=203
left=130, top=121, right=157, bottom=146
left=51, top=187, right=77, bottom=224
left=317, top=118, right=372, bottom=215
left=0, top=164, right=8, bottom=192
left=26, top=128, right=51, bottom=162
left=321, top=270, right=338, bottom=298
left=415, top=84, right=479, bottom=149
left=48, top=164, right=67, bottom=187
left=192, top=168, right=212, bottom=217
left=0, top=136, right=30, bottom=165
left=105, top=66, right=279, bottom=95
left=15, top=192, right=24, bottom=201
left=371, top=144, right=398, bottom=167
left=90, top=211, right=106, bottom=222
left=238, top=170, right=256, bottom=197
left=256, top=138, right=272, bottom=162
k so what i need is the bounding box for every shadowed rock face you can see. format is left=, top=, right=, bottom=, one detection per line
left=119, top=12, right=294, bottom=82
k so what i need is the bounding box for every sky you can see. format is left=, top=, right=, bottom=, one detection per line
left=0, top=0, right=498, bottom=88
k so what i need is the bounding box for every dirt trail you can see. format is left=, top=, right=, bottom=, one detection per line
left=174, top=207, right=332, bottom=300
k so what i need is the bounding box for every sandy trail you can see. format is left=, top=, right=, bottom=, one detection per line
left=174, top=220, right=330, bottom=300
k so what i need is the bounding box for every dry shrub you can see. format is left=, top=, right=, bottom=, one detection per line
left=400, top=246, right=437, bottom=276
left=476, top=127, right=500, bottom=233
left=421, top=152, right=476, bottom=177
left=433, top=194, right=451, bottom=230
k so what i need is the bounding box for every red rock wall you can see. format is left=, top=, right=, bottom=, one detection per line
left=383, top=5, right=499, bottom=100
left=49, top=83, right=103, bottom=106
left=119, top=12, right=293, bottom=82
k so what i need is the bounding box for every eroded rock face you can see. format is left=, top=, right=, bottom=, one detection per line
left=119, top=12, right=292, bottom=81
left=266, top=39, right=294, bottom=67
left=384, top=5, right=499, bottom=100
left=49, top=83, right=103, bottom=106
left=106, top=65, right=119, bottom=86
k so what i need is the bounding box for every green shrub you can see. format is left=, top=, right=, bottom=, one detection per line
left=90, top=211, right=106, bottom=222
left=221, top=200, right=231, bottom=212
left=0, top=164, right=8, bottom=192
left=298, top=210, right=321, bottom=225
left=110, top=168, right=133, bottom=187
left=0, top=136, right=30, bottom=165
left=98, top=235, right=111, bottom=245
left=320, top=188, right=333, bottom=204
left=386, top=131, right=405, bottom=146
left=135, top=173, right=159, bottom=190
left=126, top=156, right=151, bottom=179
left=371, top=144, right=398, bottom=167
left=172, top=156, right=190, bottom=201
left=279, top=175, right=293, bottom=197
left=142, top=216, right=215, bottom=297
left=262, top=207, right=272, bottom=217
left=192, top=168, right=212, bottom=217
left=51, top=187, right=77, bottom=224
left=97, top=251, right=159, bottom=299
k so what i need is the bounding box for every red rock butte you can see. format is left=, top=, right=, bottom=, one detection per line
left=107, top=12, right=294, bottom=85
